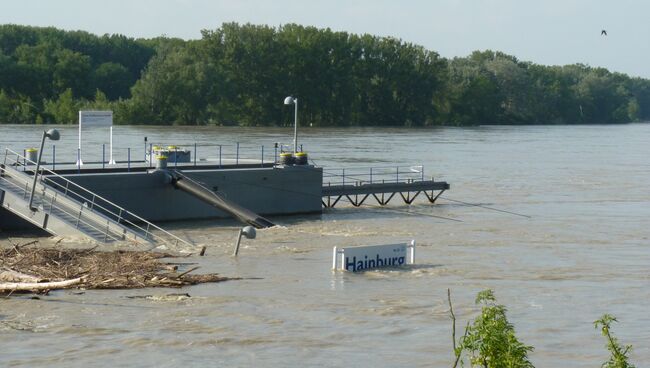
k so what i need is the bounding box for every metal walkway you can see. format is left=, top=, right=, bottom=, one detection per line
left=322, top=166, right=450, bottom=208
left=1, top=148, right=193, bottom=248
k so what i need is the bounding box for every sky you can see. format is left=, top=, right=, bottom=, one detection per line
left=2, top=0, right=649, bottom=78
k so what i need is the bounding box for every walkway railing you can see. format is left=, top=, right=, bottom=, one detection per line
left=3, top=148, right=193, bottom=248
left=322, top=165, right=427, bottom=187
left=21, top=142, right=293, bottom=171
left=0, top=164, right=126, bottom=243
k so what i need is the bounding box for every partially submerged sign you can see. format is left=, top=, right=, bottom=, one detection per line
left=332, top=240, right=415, bottom=272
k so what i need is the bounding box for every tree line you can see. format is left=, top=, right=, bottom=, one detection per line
left=1, top=23, right=649, bottom=126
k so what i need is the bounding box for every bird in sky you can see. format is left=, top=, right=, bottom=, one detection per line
left=601, top=29, right=607, bottom=36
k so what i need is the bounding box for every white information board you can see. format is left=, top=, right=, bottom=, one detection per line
left=332, top=240, right=415, bottom=272
left=79, top=111, right=113, bottom=127
left=77, top=110, right=114, bottom=165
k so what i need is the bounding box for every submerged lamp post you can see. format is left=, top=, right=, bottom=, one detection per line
left=28, top=128, right=60, bottom=211
left=233, top=225, right=256, bottom=256
left=284, top=96, right=298, bottom=153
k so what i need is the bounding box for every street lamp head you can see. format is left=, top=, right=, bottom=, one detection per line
left=233, top=225, right=257, bottom=256
left=241, top=225, right=256, bottom=239
left=284, top=96, right=296, bottom=105
left=45, top=129, right=60, bottom=141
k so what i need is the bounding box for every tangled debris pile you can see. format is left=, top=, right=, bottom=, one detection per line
left=0, top=241, right=230, bottom=294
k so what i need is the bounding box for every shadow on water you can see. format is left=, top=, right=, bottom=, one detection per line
left=18, top=296, right=158, bottom=309
left=157, top=205, right=455, bottom=231
left=344, top=263, right=443, bottom=275
left=406, top=263, right=444, bottom=271
left=322, top=205, right=460, bottom=222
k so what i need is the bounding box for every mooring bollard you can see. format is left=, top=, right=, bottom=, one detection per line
left=25, top=148, right=37, bottom=165
left=156, top=155, right=167, bottom=170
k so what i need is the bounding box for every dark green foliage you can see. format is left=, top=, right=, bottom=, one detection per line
left=1, top=23, right=649, bottom=125
left=457, top=290, right=534, bottom=368
left=0, top=24, right=153, bottom=123
left=595, top=314, right=635, bottom=368
left=92, top=62, right=133, bottom=100
left=0, top=89, right=41, bottom=124
left=43, top=88, right=80, bottom=124
left=126, top=40, right=219, bottom=125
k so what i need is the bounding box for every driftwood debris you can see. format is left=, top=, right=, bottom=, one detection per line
left=0, top=269, right=43, bottom=283
left=0, top=243, right=230, bottom=294
left=1, top=277, right=82, bottom=291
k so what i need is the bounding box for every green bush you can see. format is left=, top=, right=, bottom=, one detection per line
left=595, top=314, right=635, bottom=368
left=448, top=290, right=637, bottom=368
left=457, top=290, right=534, bottom=368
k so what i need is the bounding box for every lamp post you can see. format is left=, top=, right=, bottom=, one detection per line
left=233, top=225, right=256, bottom=256
left=29, top=129, right=60, bottom=211
left=284, top=96, right=298, bottom=153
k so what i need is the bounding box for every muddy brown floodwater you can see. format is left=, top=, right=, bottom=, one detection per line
left=1, top=124, right=649, bottom=367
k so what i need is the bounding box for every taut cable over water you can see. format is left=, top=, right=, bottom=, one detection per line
left=336, top=196, right=463, bottom=222
left=439, top=196, right=532, bottom=219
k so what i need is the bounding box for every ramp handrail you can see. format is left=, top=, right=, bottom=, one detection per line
left=322, top=165, right=427, bottom=187
left=3, top=148, right=193, bottom=248
left=0, top=169, right=124, bottom=243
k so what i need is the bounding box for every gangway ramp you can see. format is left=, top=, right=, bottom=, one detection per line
left=1, top=149, right=192, bottom=248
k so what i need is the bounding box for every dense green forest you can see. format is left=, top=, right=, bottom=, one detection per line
left=1, top=23, right=649, bottom=126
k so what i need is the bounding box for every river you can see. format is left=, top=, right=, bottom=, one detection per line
left=1, top=124, right=648, bottom=367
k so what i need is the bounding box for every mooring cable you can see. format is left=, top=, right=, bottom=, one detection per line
left=189, top=168, right=463, bottom=223
left=336, top=197, right=464, bottom=223
left=439, top=196, right=531, bottom=219
left=189, top=163, right=526, bottom=221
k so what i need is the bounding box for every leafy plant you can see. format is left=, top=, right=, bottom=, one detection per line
left=594, top=314, right=635, bottom=368
left=447, top=291, right=637, bottom=367
left=454, top=289, right=534, bottom=368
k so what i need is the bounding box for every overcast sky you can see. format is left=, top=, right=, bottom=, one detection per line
left=2, top=0, right=648, bottom=78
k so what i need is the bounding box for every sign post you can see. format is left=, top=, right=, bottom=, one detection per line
left=109, top=126, right=116, bottom=164
left=78, top=110, right=113, bottom=166
left=332, top=240, right=416, bottom=272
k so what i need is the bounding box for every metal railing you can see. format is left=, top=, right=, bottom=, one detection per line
left=0, top=163, right=124, bottom=243
left=23, top=142, right=290, bottom=171
left=13, top=140, right=316, bottom=172
left=322, top=165, right=427, bottom=187
left=141, top=142, right=295, bottom=168
left=9, top=135, right=320, bottom=172
left=3, top=148, right=193, bottom=248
